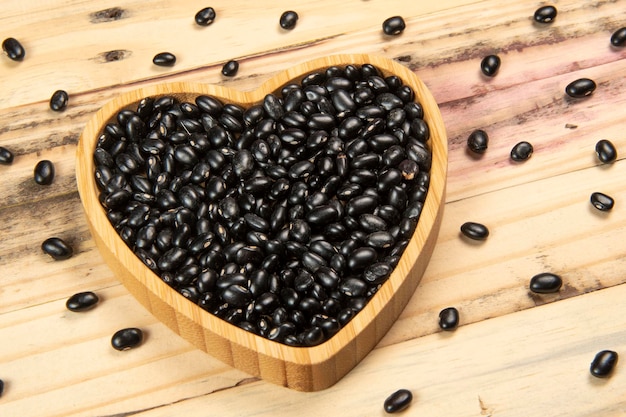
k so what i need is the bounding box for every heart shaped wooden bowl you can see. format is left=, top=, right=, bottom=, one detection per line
left=76, top=54, right=447, bottom=391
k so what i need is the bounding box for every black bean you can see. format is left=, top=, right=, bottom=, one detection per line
left=222, top=59, right=239, bottom=77
left=382, top=16, right=406, bottom=36
left=438, top=307, right=459, bottom=330
left=195, top=7, right=216, bottom=26
left=595, top=139, right=617, bottom=164
left=529, top=272, right=562, bottom=294
left=339, top=277, right=368, bottom=297
left=49, top=90, right=69, bottom=111
left=510, top=141, right=533, bottom=161
left=460, top=222, right=489, bottom=240
left=590, top=350, right=618, bottom=378
left=66, top=291, right=100, bottom=312
left=533, top=5, right=557, bottom=23
left=42, top=237, right=73, bottom=260
left=2, top=37, right=25, bottom=61
left=590, top=192, right=614, bottom=212
left=111, top=328, right=143, bottom=350
left=244, top=213, right=270, bottom=233
left=565, top=78, right=596, bottom=98
left=0, top=146, right=14, bottom=164
left=347, top=247, right=378, bottom=271
left=467, top=129, right=489, bottom=154
left=279, top=10, right=299, bottom=30
left=0, top=378, right=4, bottom=397
left=157, top=247, right=187, bottom=271
left=611, top=27, right=626, bottom=47
left=152, top=52, right=176, bottom=67
left=480, top=54, right=501, bottom=76
left=363, top=262, right=393, bottom=285
left=383, top=389, right=412, bottom=413
left=34, top=160, right=55, bottom=185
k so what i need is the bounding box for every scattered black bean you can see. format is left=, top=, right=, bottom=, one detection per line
left=94, top=63, right=432, bottom=347
left=66, top=291, right=99, bottom=312
left=590, top=350, right=618, bottom=378
left=279, top=11, right=299, bottom=30
left=111, top=328, right=144, bottom=350
left=2, top=37, right=25, bottom=61
left=611, top=27, right=626, bottom=47
left=0, top=146, right=14, bottom=164
left=382, top=16, right=406, bottom=36
left=467, top=129, right=489, bottom=154
left=460, top=222, right=489, bottom=240
left=590, top=192, right=614, bottom=212
left=510, top=141, right=533, bottom=161
left=153, top=52, right=176, bottom=67
left=195, top=7, right=216, bottom=26
left=383, top=389, right=413, bottom=413
left=438, top=307, right=459, bottom=330
left=42, top=237, right=73, bottom=260
left=529, top=272, right=562, bottom=294
left=0, top=378, right=3, bottom=397
left=595, top=139, right=617, bottom=164
left=222, top=60, right=239, bottom=76
left=533, top=5, right=557, bottom=23
left=34, top=160, right=55, bottom=185
left=565, top=78, right=596, bottom=98
left=49, top=90, right=69, bottom=111
left=480, top=54, right=501, bottom=77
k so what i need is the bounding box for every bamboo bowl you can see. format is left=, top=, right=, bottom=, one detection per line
left=76, top=54, right=447, bottom=391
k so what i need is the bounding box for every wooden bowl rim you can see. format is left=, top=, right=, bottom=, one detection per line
left=75, top=53, right=447, bottom=381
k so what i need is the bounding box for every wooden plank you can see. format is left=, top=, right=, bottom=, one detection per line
left=0, top=282, right=617, bottom=417
left=0, top=0, right=625, bottom=413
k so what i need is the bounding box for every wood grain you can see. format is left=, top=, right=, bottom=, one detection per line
left=1, top=0, right=626, bottom=414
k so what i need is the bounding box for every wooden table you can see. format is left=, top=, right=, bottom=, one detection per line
left=1, top=0, right=625, bottom=415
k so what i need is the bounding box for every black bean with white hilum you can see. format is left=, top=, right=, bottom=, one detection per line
left=93, top=64, right=432, bottom=347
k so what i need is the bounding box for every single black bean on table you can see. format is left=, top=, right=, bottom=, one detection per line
left=221, top=59, right=239, bottom=76
left=510, top=141, right=533, bottom=162
left=34, top=160, right=55, bottom=185
left=460, top=222, right=489, bottom=240
left=49, top=90, right=69, bottom=111
left=382, top=16, right=406, bottom=36
left=565, top=78, right=596, bottom=98
left=153, top=52, right=176, bottom=67
left=66, top=291, right=99, bottom=312
left=467, top=129, right=488, bottom=154
left=93, top=64, right=432, bottom=347
left=480, top=55, right=501, bottom=77
left=42, top=237, right=73, bottom=260
left=595, top=139, right=617, bottom=164
left=383, top=388, right=413, bottom=413
left=590, top=192, right=614, bottom=212
left=611, top=27, right=626, bottom=47
left=533, top=5, right=557, bottom=23
left=529, top=272, right=562, bottom=294
left=590, top=350, right=618, bottom=378
left=2, top=37, right=25, bottom=61
left=195, top=7, right=216, bottom=26
left=0, top=146, right=14, bottom=164
left=279, top=11, right=299, bottom=30
left=438, top=307, right=459, bottom=331
left=111, top=328, right=144, bottom=350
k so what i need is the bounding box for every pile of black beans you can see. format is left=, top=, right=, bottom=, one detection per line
left=93, top=63, right=432, bottom=347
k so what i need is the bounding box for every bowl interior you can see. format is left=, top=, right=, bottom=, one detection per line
left=75, top=54, right=448, bottom=391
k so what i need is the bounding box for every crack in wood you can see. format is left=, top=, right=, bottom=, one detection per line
left=93, top=377, right=260, bottom=417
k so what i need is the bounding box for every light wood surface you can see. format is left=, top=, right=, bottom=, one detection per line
left=1, top=0, right=626, bottom=414
left=75, top=54, right=448, bottom=391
